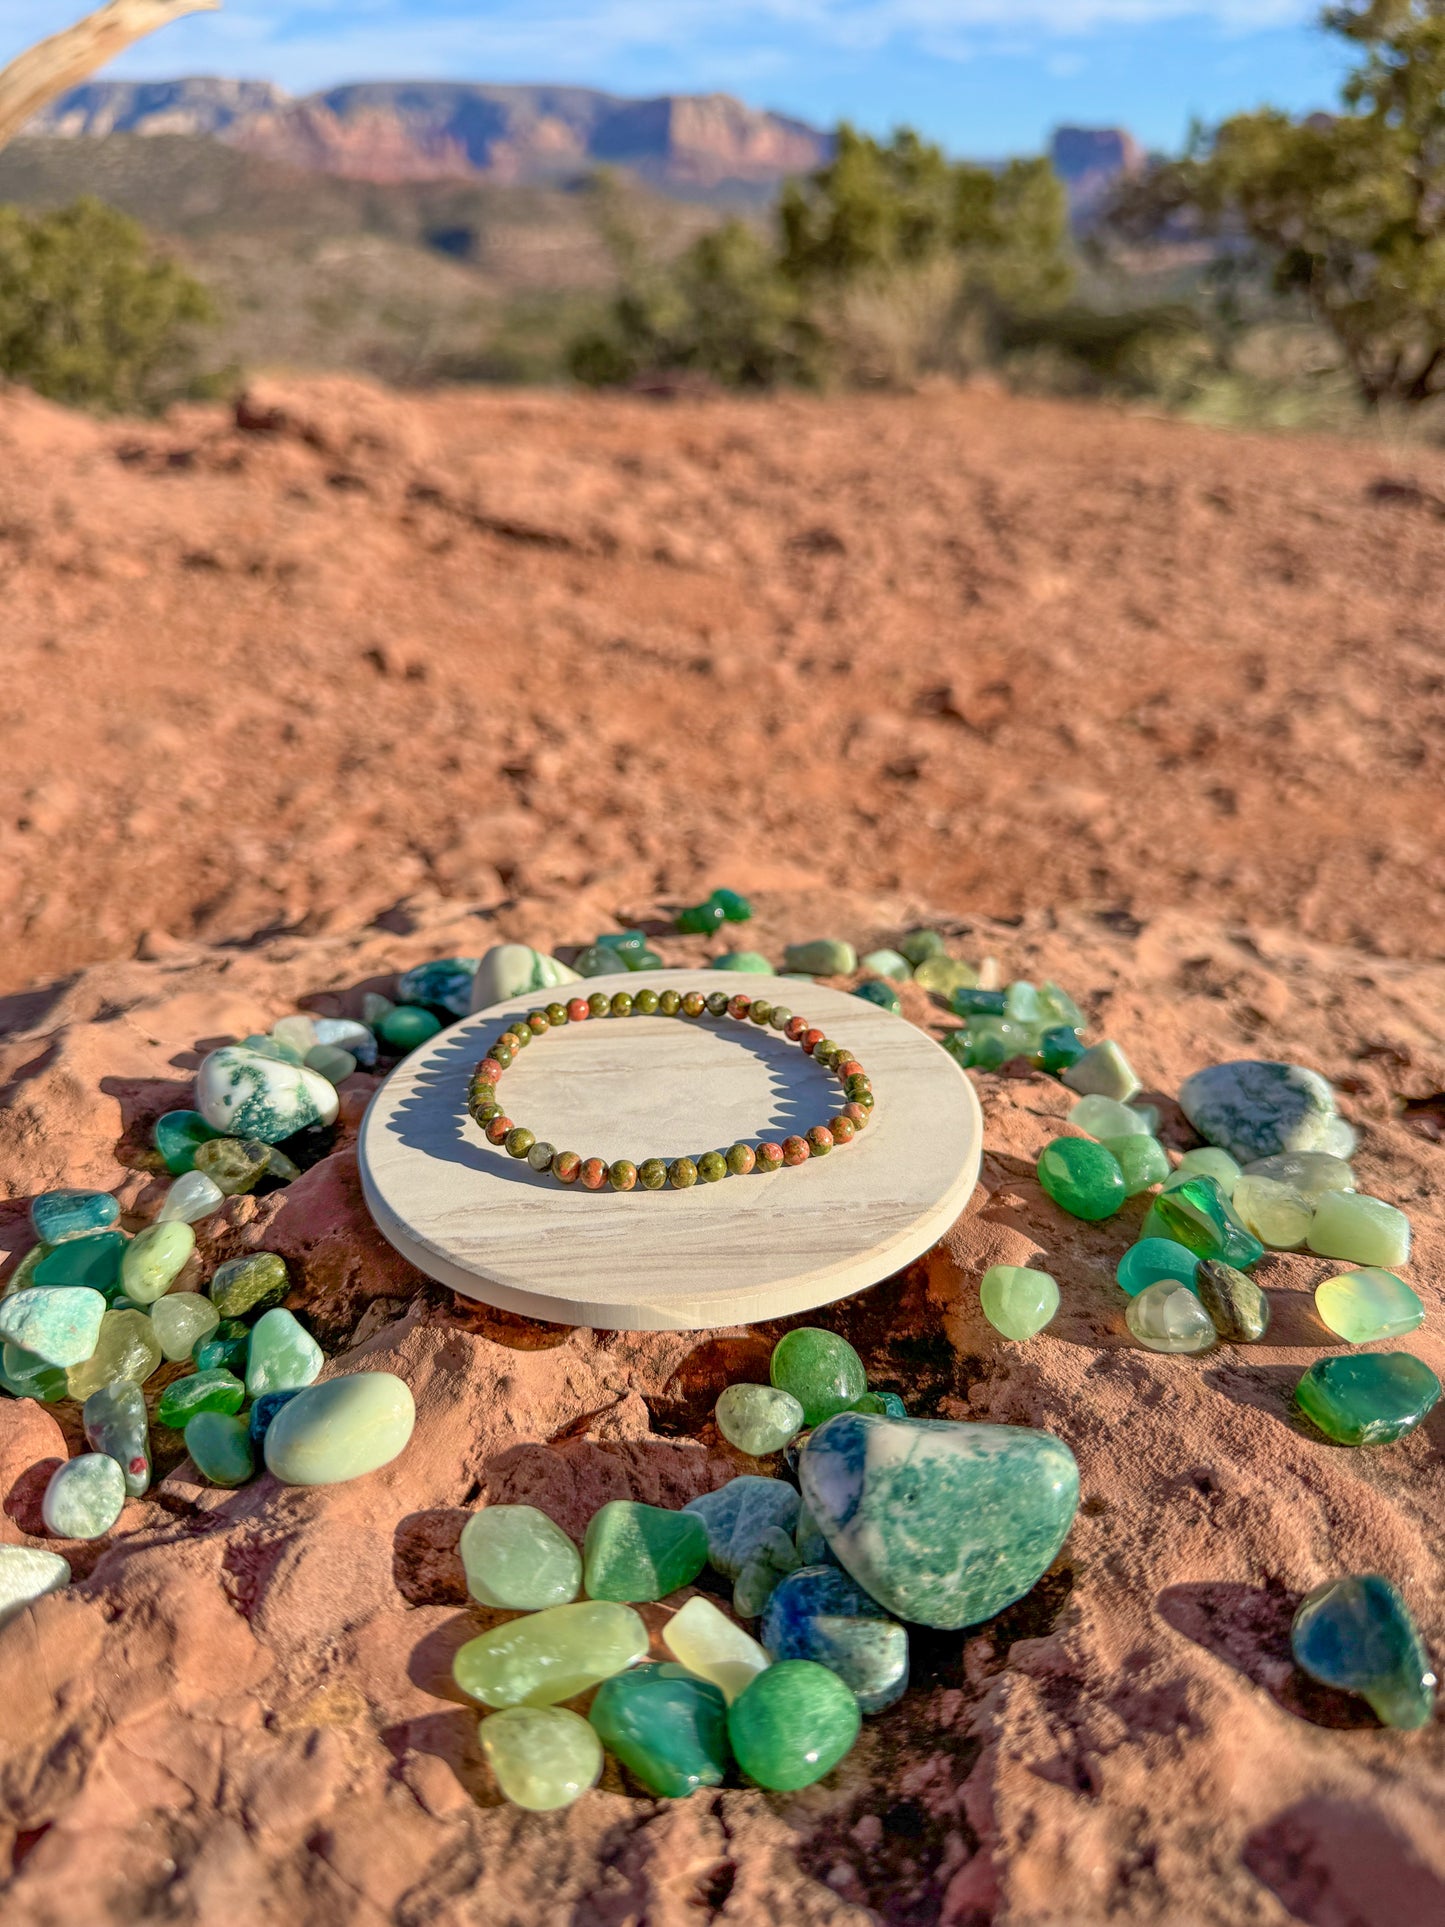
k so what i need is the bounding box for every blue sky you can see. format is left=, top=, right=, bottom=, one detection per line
left=2, top=1, right=1351, bottom=155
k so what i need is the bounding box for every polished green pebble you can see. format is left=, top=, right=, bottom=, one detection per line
left=1194, top=1261, right=1271, bottom=1343
left=34, top=1232, right=126, bottom=1295
left=1295, top=1353, right=1441, bottom=1445
left=0, top=1546, right=71, bottom=1625
left=67, top=1309, right=163, bottom=1402
left=1103, top=1136, right=1171, bottom=1197
left=305, top=1044, right=357, bottom=1084
left=782, top=939, right=857, bottom=976
left=1169, top=1147, right=1243, bottom=1197
left=0, top=1285, right=106, bottom=1367
left=1291, top=1574, right=1436, bottom=1730
left=1243, top=1150, right=1354, bottom=1202
left=209, top=1251, right=289, bottom=1319
left=709, top=888, right=753, bottom=922
left=1142, top=1176, right=1264, bottom=1269
left=1037, top=1025, right=1086, bottom=1074
left=193, top=1319, right=250, bottom=1375
left=153, top=1110, right=223, bottom=1175
left=42, top=1453, right=125, bottom=1539
left=980, top=1265, right=1060, bottom=1340
left=727, top=1659, right=860, bottom=1791
left=83, top=1381, right=151, bottom=1496
left=245, top=1308, right=323, bottom=1396
left=185, top=1411, right=255, bottom=1487
left=913, top=957, right=976, bottom=998
left=455, top=1599, right=649, bottom=1707
left=480, top=1705, right=603, bottom=1810
left=1069, top=1095, right=1150, bottom=1139
left=157, top=1367, right=246, bottom=1428
left=378, top=1005, right=443, bottom=1051
left=854, top=979, right=902, bottom=1015
left=0, top=1342, right=67, bottom=1401
left=263, top=1372, right=415, bottom=1485
left=460, top=1505, right=582, bottom=1610
left=860, top=948, right=912, bottom=981
left=662, top=1595, right=771, bottom=1703
left=119, top=1220, right=195, bottom=1304
left=1314, top=1269, right=1424, bottom=1344
left=589, top=1663, right=730, bottom=1797
left=1125, top=1281, right=1217, bottom=1354
left=150, top=1291, right=220, bottom=1361
left=193, top=1137, right=271, bottom=1197
left=1061, top=1039, right=1141, bottom=1103
left=677, top=900, right=727, bottom=934
left=716, top=1383, right=805, bottom=1456
left=31, top=1189, right=119, bottom=1245
left=710, top=952, right=772, bottom=972
left=1307, top=1192, right=1411, bottom=1269
left=900, top=928, right=949, bottom=965
left=770, top=1327, right=867, bottom=1426
left=583, top=1500, right=708, bottom=1602
left=1231, top=1174, right=1314, bottom=1250
left=1037, top=1137, right=1126, bottom=1222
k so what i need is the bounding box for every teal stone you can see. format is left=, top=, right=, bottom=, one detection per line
left=0, top=1342, right=67, bottom=1401
left=195, top=1043, right=339, bottom=1144
left=731, top=1526, right=801, bottom=1618
left=900, top=929, right=949, bottom=965
left=1143, top=1175, right=1265, bottom=1269
left=31, top=1190, right=119, bottom=1245
left=1036, top=1138, right=1126, bottom=1221
left=83, top=1380, right=151, bottom=1496
left=683, top=1476, right=801, bottom=1578
left=1291, top=1575, right=1437, bottom=1730
left=1315, top=1269, right=1424, bottom=1345
left=209, top=1251, right=289, bottom=1319
left=156, top=1170, right=225, bottom=1225
left=727, top=1659, right=861, bottom=1791
left=859, top=948, right=912, bottom=981
left=185, top=1411, right=256, bottom=1487
left=770, top=1327, right=867, bottom=1425
left=1294, top=1354, right=1441, bottom=1446
left=157, top=1368, right=246, bottom=1428
left=708, top=888, right=754, bottom=923
left=761, top=1564, right=909, bottom=1714
left=1061, top=1040, right=1141, bottom=1102
left=854, top=979, right=902, bottom=1015
left=1037, top=1025, right=1086, bottom=1074
left=262, top=1372, right=416, bottom=1485
left=951, top=987, right=1006, bottom=1018
left=596, top=930, right=648, bottom=957
left=42, top=1453, right=125, bottom=1539
left=245, top=1308, right=322, bottom=1396
left=710, top=951, right=772, bottom=972
left=782, top=939, right=857, bottom=976
left=119, top=1221, right=195, bottom=1305
left=715, top=1383, right=805, bottom=1456
left=799, top=1412, right=1079, bottom=1630
left=397, top=957, right=479, bottom=1017
left=851, top=1390, right=907, bottom=1418
left=589, top=1663, right=730, bottom=1797
left=460, top=1505, right=582, bottom=1610
left=1116, top=1237, right=1200, bottom=1298
left=193, top=1319, right=251, bottom=1375
left=583, top=1500, right=709, bottom=1602
left=0, top=1547, right=70, bottom=1627
left=0, top=1286, right=106, bottom=1367
left=1178, top=1059, right=1345, bottom=1163
left=378, top=1006, right=443, bottom=1051
left=34, top=1232, right=126, bottom=1295
left=1104, top=1136, right=1171, bottom=1197
left=980, top=1265, right=1060, bottom=1340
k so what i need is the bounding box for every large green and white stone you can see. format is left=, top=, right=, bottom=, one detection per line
left=245, top=1308, right=323, bottom=1397
left=195, top=1044, right=339, bottom=1145
left=262, top=1371, right=415, bottom=1485
left=468, top=944, right=579, bottom=1014
left=42, top=1453, right=125, bottom=1539
left=799, top=1413, right=1079, bottom=1630
left=1177, top=1060, right=1348, bottom=1163
left=0, top=1546, right=70, bottom=1626
left=0, top=1285, right=106, bottom=1367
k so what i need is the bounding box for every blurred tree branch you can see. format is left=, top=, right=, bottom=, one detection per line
left=0, top=0, right=218, bottom=153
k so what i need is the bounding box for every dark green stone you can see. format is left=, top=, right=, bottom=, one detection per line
left=34, top=1232, right=126, bottom=1295
left=1291, top=1574, right=1436, bottom=1729
left=854, top=980, right=902, bottom=1015
left=770, top=1328, right=866, bottom=1426
left=625, top=950, right=664, bottom=972
left=1142, top=1175, right=1265, bottom=1269
left=596, top=930, right=647, bottom=956
left=156, top=1368, right=246, bottom=1429
left=951, top=987, right=1007, bottom=1018
left=1037, top=1025, right=1086, bottom=1074
left=708, top=888, right=753, bottom=923
left=378, top=1006, right=443, bottom=1051
left=193, top=1318, right=250, bottom=1374
left=210, top=1251, right=289, bottom=1320
left=1294, top=1353, right=1441, bottom=1446
left=727, top=1659, right=860, bottom=1791
left=1194, top=1261, right=1270, bottom=1342
left=588, top=1663, right=729, bottom=1796
left=1036, top=1138, right=1126, bottom=1222
left=677, top=901, right=727, bottom=935
left=582, top=1501, right=709, bottom=1602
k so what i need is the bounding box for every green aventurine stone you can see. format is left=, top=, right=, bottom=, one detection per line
left=1036, top=1138, right=1126, bottom=1222
left=41, top=1453, right=125, bottom=1540
left=454, top=1600, right=650, bottom=1708
left=782, top=939, right=857, bottom=976
left=305, top=1045, right=357, bottom=1084
left=209, top=1251, right=289, bottom=1319
left=157, top=1368, right=246, bottom=1428
left=83, top=1380, right=151, bottom=1496
left=678, top=900, right=727, bottom=934
left=245, top=1308, right=323, bottom=1396
left=154, top=1110, right=224, bottom=1174
left=1294, top=1354, right=1441, bottom=1446
left=980, top=1265, right=1060, bottom=1341
left=1314, top=1269, right=1424, bottom=1345
left=770, top=1328, right=867, bottom=1426
left=727, top=1659, right=860, bottom=1791
left=262, top=1371, right=415, bottom=1485
left=589, top=1663, right=730, bottom=1797
left=1143, top=1176, right=1265, bottom=1269
left=460, top=1505, right=582, bottom=1610
left=1, top=1342, right=67, bottom=1400
left=193, top=1137, right=271, bottom=1197
left=710, top=951, right=772, bottom=972
left=1194, top=1261, right=1271, bottom=1343
left=31, top=1190, right=120, bottom=1245
left=1103, top=1136, right=1171, bottom=1197
left=958, top=1017, right=1036, bottom=1069
left=1061, top=1040, right=1141, bottom=1102
left=34, top=1231, right=126, bottom=1294
left=853, top=979, right=902, bottom=1015
left=193, top=1319, right=250, bottom=1375
left=582, top=1500, right=708, bottom=1603
left=150, top=1291, right=220, bottom=1361
left=119, top=1220, right=195, bottom=1305
left=378, top=1005, right=443, bottom=1051
left=0, top=1285, right=107, bottom=1367
left=709, top=888, right=753, bottom=922
left=1307, top=1192, right=1411, bottom=1269
left=1125, top=1282, right=1217, bottom=1354
left=185, top=1411, right=256, bottom=1487
left=1291, top=1574, right=1437, bottom=1731
left=480, top=1705, right=603, bottom=1811
left=715, top=1383, right=805, bottom=1456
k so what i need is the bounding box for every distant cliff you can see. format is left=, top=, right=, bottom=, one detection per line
left=1049, top=125, right=1147, bottom=222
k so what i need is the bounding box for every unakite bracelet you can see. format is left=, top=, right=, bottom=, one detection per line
left=466, top=987, right=875, bottom=1191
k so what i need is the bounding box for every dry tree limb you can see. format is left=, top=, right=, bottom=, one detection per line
left=0, top=0, right=219, bottom=153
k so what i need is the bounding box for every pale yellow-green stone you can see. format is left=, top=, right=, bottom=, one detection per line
left=66, top=1309, right=162, bottom=1402
left=1125, top=1281, right=1216, bottom=1354
left=662, top=1593, right=771, bottom=1704
left=262, top=1372, right=414, bottom=1486
left=459, top=1505, right=582, bottom=1610
left=478, top=1705, right=603, bottom=1811
left=1067, top=1095, right=1150, bottom=1140
left=1307, top=1192, right=1411, bottom=1269
left=1167, top=1147, right=1242, bottom=1197
left=1314, top=1269, right=1425, bottom=1345
left=1230, top=1175, right=1314, bottom=1250
left=119, top=1220, right=196, bottom=1304
left=453, top=1600, right=649, bottom=1708
left=150, top=1291, right=220, bottom=1362
left=1243, top=1150, right=1354, bottom=1202
left=979, top=1265, right=1060, bottom=1340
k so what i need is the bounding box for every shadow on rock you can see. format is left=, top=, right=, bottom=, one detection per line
left=1243, top=1796, right=1445, bottom=1926
left=1157, top=1581, right=1378, bottom=1729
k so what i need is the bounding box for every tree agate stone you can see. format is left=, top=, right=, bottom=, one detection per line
left=480, top=1705, right=603, bottom=1811
left=1307, top=1192, right=1411, bottom=1269
left=193, top=1137, right=271, bottom=1197
left=1143, top=1175, right=1264, bottom=1269
left=1315, top=1269, right=1424, bottom=1345
left=684, top=1476, right=801, bottom=1578
left=1172, top=1146, right=1243, bottom=1196
left=1062, top=1041, right=1141, bottom=1102
left=1291, top=1575, right=1437, bottom=1730
left=1243, top=1150, right=1354, bottom=1202
left=83, top=1380, right=151, bottom=1496
left=245, top=1308, right=322, bottom=1397
left=782, top=939, right=857, bottom=976
left=1068, top=1095, right=1150, bottom=1140
left=150, top=1291, right=220, bottom=1361
left=460, top=1505, right=582, bottom=1610
left=1194, top=1262, right=1271, bottom=1343
left=1037, top=1137, right=1126, bottom=1222
left=1125, top=1281, right=1217, bottom=1354
left=195, top=1042, right=340, bottom=1143
left=454, top=1600, right=649, bottom=1708
left=589, top=1663, right=730, bottom=1797
left=662, top=1594, right=770, bottom=1703
left=193, top=1319, right=250, bottom=1376
left=156, top=1170, right=225, bottom=1225
left=761, top=1564, right=909, bottom=1713
left=728, top=1659, right=860, bottom=1791
left=263, top=1372, right=415, bottom=1485
left=157, top=1368, right=246, bottom=1428
left=185, top=1411, right=256, bottom=1487
left=583, top=1500, right=708, bottom=1602
left=980, top=1265, right=1059, bottom=1341
left=1104, top=1136, right=1171, bottom=1197
left=1295, top=1354, right=1440, bottom=1446
left=42, top=1453, right=125, bottom=1540
left=210, top=1251, right=289, bottom=1319
left=153, top=1110, right=223, bottom=1176
left=0, top=1546, right=70, bottom=1627
left=119, top=1220, right=195, bottom=1305
left=799, top=1413, right=1079, bottom=1630
left=1178, top=1060, right=1343, bottom=1163
left=1231, top=1174, right=1314, bottom=1250
left=770, top=1328, right=866, bottom=1425
left=34, top=1232, right=126, bottom=1295
left=397, top=956, right=480, bottom=1017
left=0, top=1285, right=107, bottom=1367
left=0, top=1343, right=66, bottom=1401
left=31, top=1190, right=120, bottom=1245
left=715, top=1383, right=805, bottom=1457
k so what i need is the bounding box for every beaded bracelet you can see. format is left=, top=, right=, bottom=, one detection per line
left=465, top=986, right=876, bottom=1192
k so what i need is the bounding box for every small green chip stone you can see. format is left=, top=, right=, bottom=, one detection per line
left=1294, top=1353, right=1441, bottom=1446
left=770, top=1327, right=867, bottom=1426
left=582, top=1500, right=709, bottom=1603
left=589, top=1663, right=730, bottom=1798
left=185, top=1411, right=256, bottom=1487
left=727, top=1659, right=861, bottom=1791
left=193, top=1318, right=250, bottom=1376
left=245, top=1308, right=323, bottom=1397
left=710, top=951, right=772, bottom=972
left=157, top=1368, right=246, bottom=1429
left=980, top=1265, right=1060, bottom=1341
left=1314, top=1269, right=1424, bottom=1345
left=1038, top=1025, right=1086, bottom=1074
left=1036, top=1137, right=1126, bottom=1222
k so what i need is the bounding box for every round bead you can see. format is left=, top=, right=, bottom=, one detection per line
left=727, top=995, right=752, bottom=1020
left=844, top=1102, right=870, bottom=1129
left=853, top=1090, right=876, bottom=1112
left=480, top=1056, right=505, bottom=1083
left=845, top=1074, right=872, bottom=1098
left=566, top=998, right=590, bottom=1023
left=705, top=991, right=730, bottom=1016
left=828, top=1115, right=857, bottom=1144
left=545, top=1003, right=568, bottom=1026
left=588, top=993, right=609, bottom=1018
left=769, top=1006, right=793, bottom=1030
left=802, top=1029, right=826, bottom=1056
left=553, top=1152, right=582, bottom=1185
left=812, top=1042, right=839, bottom=1069
left=581, top=1158, right=609, bottom=1191
left=527, top=1141, right=556, bottom=1173
left=507, top=1023, right=533, bottom=1048
left=697, top=1151, right=728, bottom=1183
left=527, top=1012, right=550, bottom=1034
left=682, top=993, right=707, bottom=1017
left=837, top=1059, right=865, bottom=1081
left=781, top=1136, right=810, bottom=1167
left=486, top=1115, right=513, bottom=1145
left=608, top=1160, right=638, bottom=1192
left=785, top=1016, right=808, bottom=1042
left=638, top=1158, right=669, bottom=1190
left=610, top=992, right=633, bottom=1018
left=670, top=1157, right=699, bottom=1189
left=633, top=988, right=660, bottom=1016
left=471, top=1098, right=502, bottom=1125
left=756, top=1142, right=784, bottom=1172
left=658, top=990, right=682, bottom=1017
left=806, top=1126, right=835, bottom=1157
left=505, top=1127, right=536, bottom=1160
left=749, top=1001, right=772, bottom=1025
left=492, top=1043, right=515, bottom=1069
left=726, top=1142, right=757, bottom=1176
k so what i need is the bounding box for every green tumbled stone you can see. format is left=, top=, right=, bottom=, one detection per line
left=684, top=1476, right=800, bottom=1578
left=193, top=1318, right=250, bottom=1375
left=709, top=888, right=753, bottom=923
left=304, top=1044, right=357, bottom=1084
left=1125, top=1281, right=1217, bottom=1354
left=0, top=1285, right=107, bottom=1367
left=245, top=1308, right=323, bottom=1396
left=571, top=945, right=616, bottom=977
left=1061, top=1040, right=1140, bottom=1102
left=959, top=1017, right=1037, bottom=1069
left=710, top=951, right=772, bottom=973
left=119, top=1220, right=195, bottom=1305
left=859, top=948, right=912, bottom=981
left=378, top=1005, right=443, bottom=1051
left=1004, top=980, right=1043, bottom=1025
left=195, top=1042, right=339, bottom=1144
left=2, top=1242, right=49, bottom=1300
left=715, top=1383, right=805, bottom=1456
left=34, top=1231, right=126, bottom=1295
left=1103, top=1136, right=1171, bottom=1197
left=625, top=949, right=664, bottom=972
left=157, top=1367, right=246, bottom=1429
left=262, top=1372, right=415, bottom=1485
left=153, top=1109, right=223, bottom=1175
left=1243, top=1150, right=1354, bottom=1202
left=1171, top=1146, right=1243, bottom=1196
left=913, top=956, right=976, bottom=998
left=1115, top=1240, right=1200, bottom=1299
left=460, top=1505, right=582, bottom=1610
left=1291, top=1574, right=1437, bottom=1730
left=1294, top=1353, right=1441, bottom=1446
left=951, top=986, right=1006, bottom=1018
left=1194, top=1262, right=1271, bottom=1343
left=454, top=1600, right=649, bottom=1707
left=596, top=930, right=648, bottom=957
left=1036, top=1138, right=1126, bottom=1222
left=0, top=1342, right=66, bottom=1401
left=1037, top=1025, right=1086, bottom=1074
left=1070, top=1094, right=1150, bottom=1139
left=662, top=1594, right=770, bottom=1703
left=185, top=1411, right=255, bottom=1487
left=156, top=1170, right=225, bottom=1225
left=770, top=1327, right=867, bottom=1426
left=980, top=1265, right=1060, bottom=1341
left=150, top=1291, right=220, bottom=1361
left=732, top=1527, right=801, bottom=1618
left=479, top=1705, right=603, bottom=1811
left=900, top=929, right=949, bottom=965
left=193, top=1137, right=272, bottom=1197
left=42, top=1453, right=125, bottom=1540
left=727, top=1659, right=860, bottom=1791
left=1314, top=1269, right=1424, bottom=1345
left=67, top=1309, right=162, bottom=1402
left=583, top=1500, right=708, bottom=1602
left=397, top=956, right=480, bottom=1016
left=851, top=1390, right=907, bottom=1417
left=678, top=900, right=727, bottom=934
left=1038, top=981, right=1086, bottom=1029
left=782, top=939, right=857, bottom=976
left=1143, top=1176, right=1264, bottom=1269
left=83, top=1380, right=151, bottom=1496
left=1306, top=1192, right=1411, bottom=1269
left=853, top=979, right=902, bottom=1015
left=31, top=1190, right=120, bottom=1245
left=589, top=1663, right=730, bottom=1798
left=209, top=1251, right=289, bottom=1319
left=1231, top=1174, right=1314, bottom=1250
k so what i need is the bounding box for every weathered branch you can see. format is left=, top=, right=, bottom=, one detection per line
left=0, top=0, right=219, bottom=154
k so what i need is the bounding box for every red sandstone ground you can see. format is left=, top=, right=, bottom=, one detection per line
left=0, top=380, right=1443, bottom=1926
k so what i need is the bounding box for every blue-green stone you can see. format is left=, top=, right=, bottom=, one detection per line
left=396, top=957, right=479, bottom=1017
left=193, top=1319, right=251, bottom=1375
left=589, top=1663, right=730, bottom=1797
left=727, top=1659, right=860, bottom=1791
left=41, top=1453, right=125, bottom=1539
left=31, top=1190, right=119, bottom=1245
left=1142, top=1175, right=1265, bottom=1269
left=951, top=987, right=1006, bottom=1018
left=1037, top=1025, right=1086, bottom=1074
left=33, top=1232, right=126, bottom=1295
left=1291, top=1575, right=1436, bottom=1730
left=761, top=1564, right=909, bottom=1713
left=0, top=1285, right=106, bottom=1367
left=1178, top=1059, right=1344, bottom=1163
left=708, top=888, right=753, bottom=923
left=851, top=1390, right=907, bottom=1418
left=378, top=1006, right=443, bottom=1051
left=185, top=1411, right=256, bottom=1487
left=683, top=1476, right=801, bottom=1578
left=799, top=1412, right=1079, bottom=1630
left=583, top=1500, right=709, bottom=1602
left=83, top=1380, right=151, bottom=1496
left=853, top=979, right=902, bottom=1015
left=248, top=1389, right=301, bottom=1449
left=1294, top=1354, right=1441, bottom=1446
left=1115, top=1238, right=1200, bottom=1298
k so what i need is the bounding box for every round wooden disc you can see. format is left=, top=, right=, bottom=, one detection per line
left=359, top=971, right=982, bottom=1331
